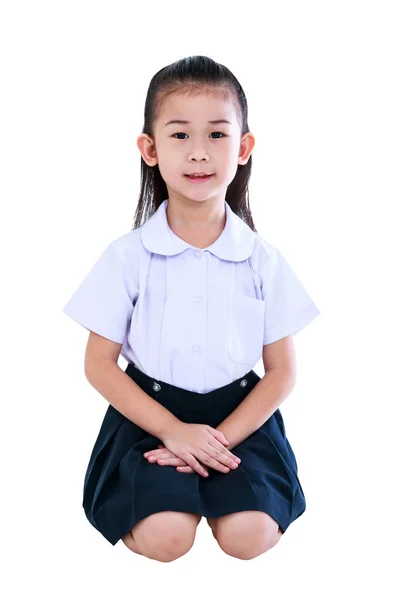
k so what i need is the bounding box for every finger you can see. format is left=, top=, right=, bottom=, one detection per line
left=150, top=456, right=188, bottom=466
left=144, top=445, right=165, bottom=457
left=145, top=450, right=171, bottom=460
left=177, top=466, right=195, bottom=473
left=205, top=425, right=230, bottom=446
left=199, top=447, right=238, bottom=474
left=147, top=452, right=173, bottom=462
left=205, top=430, right=241, bottom=465
left=157, top=457, right=186, bottom=465
left=177, top=463, right=208, bottom=474
left=185, top=454, right=209, bottom=478
left=207, top=441, right=241, bottom=467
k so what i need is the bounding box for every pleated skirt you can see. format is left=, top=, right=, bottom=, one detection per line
left=82, top=363, right=306, bottom=545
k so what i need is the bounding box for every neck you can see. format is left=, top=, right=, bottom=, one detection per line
left=165, top=196, right=226, bottom=230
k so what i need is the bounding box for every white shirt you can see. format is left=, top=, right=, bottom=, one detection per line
left=63, top=198, right=321, bottom=393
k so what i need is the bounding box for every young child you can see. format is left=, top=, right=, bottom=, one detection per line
left=63, top=55, right=321, bottom=557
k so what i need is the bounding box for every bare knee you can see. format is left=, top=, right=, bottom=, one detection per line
left=214, top=511, right=283, bottom=560
left=218, top=531, right=282, bottom=560
left=128, top=512, right=200, bottom=562
left=148, top=529, right=195, bottom=563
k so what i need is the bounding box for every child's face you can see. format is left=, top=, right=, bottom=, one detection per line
left=137, top=90, right=255, bottom=206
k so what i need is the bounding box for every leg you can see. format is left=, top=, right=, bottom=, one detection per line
left=121, top=511, right=202, bottom=562
left=121, top=530, right=144, bottom=555
left=206, top=516, right=219, bottom=539
left=207, top=511, right=283, bottom=560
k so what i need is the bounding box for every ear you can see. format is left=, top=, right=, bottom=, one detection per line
left=137, top=133, right=158, bottom=167
left=238, top=132, right=256, bottom=166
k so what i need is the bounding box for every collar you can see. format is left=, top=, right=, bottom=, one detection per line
left=141, top=198, right=255, bottom=261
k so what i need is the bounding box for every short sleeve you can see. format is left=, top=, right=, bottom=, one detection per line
left=260, top=247, right=321, bottom=345
left=62, top=241, right=136, bottom=343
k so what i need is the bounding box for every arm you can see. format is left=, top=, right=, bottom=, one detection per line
left=84, top=332, right=181, bottom=440
left=216, top=335, right=297, bottom=451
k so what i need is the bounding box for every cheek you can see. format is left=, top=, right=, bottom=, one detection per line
left=219, top=153, right=240, bottom=181
left=219, top=146, right=239, bottom=167
left=157, top=157, right=178, bottom=182
left=157, top=147, right=182, bottom=173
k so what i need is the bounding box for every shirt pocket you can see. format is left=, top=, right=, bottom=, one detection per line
left=227, top=293, right=266, bottom=366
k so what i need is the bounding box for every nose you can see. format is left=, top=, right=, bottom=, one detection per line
left=188, top=145, right=209, bottom=162
left=189, top=153, right=209, bottom=163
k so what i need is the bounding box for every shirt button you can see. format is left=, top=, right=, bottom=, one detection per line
left=193, top=296, right=202, bottom=303
left=193, top=250, right=203, bottom=258
left=192, top=346, right=200, bottom=353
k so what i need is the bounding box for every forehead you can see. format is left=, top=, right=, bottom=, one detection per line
left=157, top=90, right=239, bottom=126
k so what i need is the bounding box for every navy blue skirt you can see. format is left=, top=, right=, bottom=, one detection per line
left=82, top=363, right=306, bottom=545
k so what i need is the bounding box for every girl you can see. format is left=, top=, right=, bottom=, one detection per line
left=63, top=55, right=321, bottom=561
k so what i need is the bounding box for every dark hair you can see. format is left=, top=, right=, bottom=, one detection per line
left=131, top=55, right=258, bottom=233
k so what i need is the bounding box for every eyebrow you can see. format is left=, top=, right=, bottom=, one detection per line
left=164, top=119, right=232, bottom=128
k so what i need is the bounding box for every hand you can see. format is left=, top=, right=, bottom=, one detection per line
left=144, top=444, right=206, bottom=474
left=159, top=422, right=241, bottom=478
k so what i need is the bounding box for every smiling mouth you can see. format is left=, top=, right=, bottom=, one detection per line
left=184, top=174, right=214, bottom=180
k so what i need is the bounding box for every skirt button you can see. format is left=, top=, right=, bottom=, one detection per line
left=153, top=382, right=161, bottom=391
left=240, top=379, right=248, bottom=387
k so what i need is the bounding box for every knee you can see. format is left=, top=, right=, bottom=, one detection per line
left=147, top=530, right=195, bottom=562
left=129, top=512, right=200, bottom=562
left=216, top=525, right=282, bottom=560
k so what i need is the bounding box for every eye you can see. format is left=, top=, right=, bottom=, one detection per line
left=172, top=132, right=226, bottom=139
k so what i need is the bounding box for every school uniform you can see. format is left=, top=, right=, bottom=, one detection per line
left=63, top=198, right=321, bottom=545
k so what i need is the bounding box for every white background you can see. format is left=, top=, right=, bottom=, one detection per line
left=2, top=0, right=399, bottom=598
